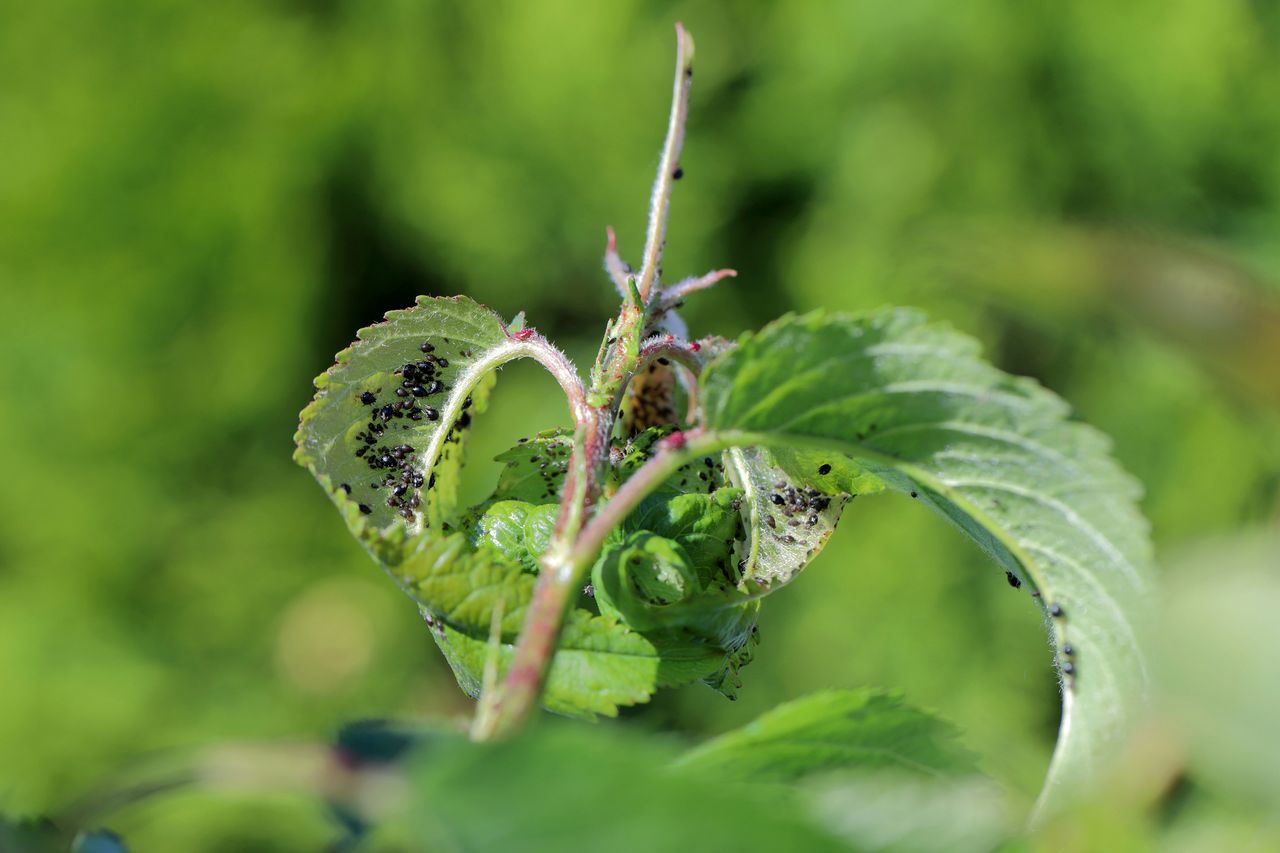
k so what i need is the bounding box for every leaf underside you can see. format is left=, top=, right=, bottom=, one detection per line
left=699, top=308, right=1154, bottom=808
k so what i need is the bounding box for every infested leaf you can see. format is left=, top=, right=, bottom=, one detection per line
left=294, top=296, right=536, bottom=556
left=699, top=308, right=1154, bottom=811
left=724, top=446, right=871, bottom=589
left=490, top=429, right=575, bottom=504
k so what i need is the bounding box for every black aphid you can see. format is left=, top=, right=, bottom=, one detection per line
left=818, top=463, right=832, bottom=475
left=1062, top=643, right=1075, bottom=656
left=411, top=386, right=428, bottom=398
left=340, top=483, right=352, bottom=494
left=1005, top=571, right=1022, bottom=589
left=359, top=391, right=376, bottom=405
left=1061, top=661, right=1076, bottom=676
left=358, top=504, right=372, bottom=515
left=420, top=341, right=435, bottom=353
left=769, top=494, right=784, bottom=506
left=435, top=358, right=449, bottom=368
left=1049, top=603, right=1064, bottom=618
left=910, top=490, right=919, bottom=498
left=672, top=167, right=684, bottom=180
left=423, top=407, right=440, bottom=421
left=395, top=387, right=409, bottom=397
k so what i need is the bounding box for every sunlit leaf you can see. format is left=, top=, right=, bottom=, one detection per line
left=700, top=308, right=1154, bottom=809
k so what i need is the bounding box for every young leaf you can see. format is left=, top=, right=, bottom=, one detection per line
left=467, top=499, right=559, bottom=575
left=294, top=296, right=540, bottom=551
left=396, top=535, right=730, bottom=718
left=624, top=488, right=743, bottom=583
left=698, top=308, right=1153, bottom=810
left=429, top=610, right=726, bottom=719
left=676, top=688, right=977, bottom=782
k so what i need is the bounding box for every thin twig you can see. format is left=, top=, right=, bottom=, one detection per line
left=603, top=226, right=631, bottom=296
left=635, top=23, right=695, bottom=304
left=658, top=268, right=737, bottom=309
left=637, top=333, right=708, bottom=375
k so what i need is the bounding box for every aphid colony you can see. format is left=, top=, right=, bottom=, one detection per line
left=765, top=482, right=832, bottom=544
left=504, top=433, right=573, bottom=502
left=343, top=339, right=472, bottom=521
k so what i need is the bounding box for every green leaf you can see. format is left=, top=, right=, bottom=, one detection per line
left=396, top=535, right=729, bottom=719
left=677, top=688, right=977, bottom=783
left=429, top=611, right=725, bottom=719
left=293, top=296, right=531, bottom=557
left=467, top=499, right=559, bottom=574
left=699, top=308, right=1154, bottom=809
left=405, top=724, right=851, bottom=852
left=490, top=429, right=574, bottom=503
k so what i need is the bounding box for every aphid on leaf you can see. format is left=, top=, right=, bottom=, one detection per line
left=818, top=463, right=832, bottom=475
left=1049, top=603, right=1065, bottom=618
left=1006, top=571, right=1022, bottom=589
left=359, top=391, right=376, bottom=405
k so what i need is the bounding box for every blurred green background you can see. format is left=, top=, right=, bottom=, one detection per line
left=2, top=0, right=1279, bottom=847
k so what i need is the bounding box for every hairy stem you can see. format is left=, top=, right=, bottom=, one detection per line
left=476, top=23, right=700, bottom=741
